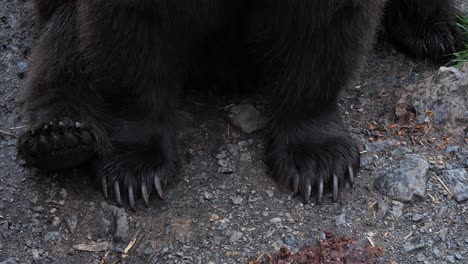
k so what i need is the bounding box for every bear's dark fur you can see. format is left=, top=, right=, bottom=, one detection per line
left=18, top=0, right=462, bottom=208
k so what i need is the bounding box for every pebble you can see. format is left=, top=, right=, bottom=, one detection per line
left=231, top=196, right=243, bottom=205
left=403, top=236, right=426, bottom=252
left=412, top=213, right=424, bottom=222
left=0, top=257, right=16, bottom=264
left=209, top=214, right=219, bottom=222
left=283, top=233, right=295, bottom=246
left=112, top=207, right=129, bottom=243
left=66, top=213, right=78, bottom=233
left=203, top=192, right=213, bottom=200
left=228, top=104, right=265, bottom=133
left=31, top=249, right=40, bottom=262
left=455, top=191, right=468, bottom=203
left=229, top=231, right=243, bottom=242
left=446, top=255, right=456, bottom=263
left=336, top=208, right=346, bottom=226
left=269, top=217, right=282, bottom=224
left=44, top=231, right=61, bottom=241
left=391, top=201, right=404, bottom=219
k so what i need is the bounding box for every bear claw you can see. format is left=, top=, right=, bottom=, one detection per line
left=103, top=174, right=165, bottom=209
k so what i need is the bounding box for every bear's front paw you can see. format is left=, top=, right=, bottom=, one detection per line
left=267, top=123, right=359, bottom=203
left=17, top=118, right=96, bottom=170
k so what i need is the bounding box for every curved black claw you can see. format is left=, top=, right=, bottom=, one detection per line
left=318, top=175, right=324, bottom=203
left=141, top=183, right=150, bottom=207
left=154, top=175, right=164, bottom=200
left=128, top=185, right=135, bottom=210
left=17, top=119, right=96, bottom=170
left=332, top=174, right=338, bottom=202
left=348, top=165, right=354, bottom=188
left=303, top=180, right=312, bottom=204
left=114, top=182, right=122, bottom=206
left=293, top=174, right=300, bottom=195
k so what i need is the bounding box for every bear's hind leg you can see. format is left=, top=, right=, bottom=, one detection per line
left=249, top=0, right=384, bottom=203
left=384, top=0, right=462, bottom=61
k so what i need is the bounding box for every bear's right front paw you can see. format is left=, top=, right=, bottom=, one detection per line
left=17, top=119, right=96, bottom=170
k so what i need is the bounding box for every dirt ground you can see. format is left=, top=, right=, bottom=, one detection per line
left=0, top=1, right=467, bottom=263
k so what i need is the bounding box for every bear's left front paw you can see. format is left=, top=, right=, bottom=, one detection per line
left=267, top=126, right=359, bottom=203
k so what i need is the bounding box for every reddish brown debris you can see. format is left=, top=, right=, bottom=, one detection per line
left=248, top=232, right=383, bottom=264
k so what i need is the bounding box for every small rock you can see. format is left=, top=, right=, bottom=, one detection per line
left=31, top=249, right=41, bottom=262
left=29, top=194, right=39, bottom=204
left=391, top=201, right=404, bottom=219
left=226, top=144, right=240, bottom=157
left=445, top=145, right=461, bottom=155
left=376, top=199, right=390, bottom=219
left=443, top=169, right=467, bottom=196
left=457, top=191, right=468, bottom=203
left=112, top=207, right=129, bottom=243
left=0, top=257, right=16, bottom=264
left=412, top=213, right=424, bottom=222
left=229, top=104, right=265, bottom=133
left=44, top=231, right=61, bottom=241
left=403, top=236, right=426, bottom=252
left=31, top=206, right=44, bottom=213
left=215, top=151, right=227, bottom=160
left=283, top=233, right=295, bottom=246
left=229, top=231, right=243, bottom=242
left=66, top=213, right=78, bottom=233
left=51, top=216, right=61, bottom=227
left=374, top=154, right=429, bottom=202
left=203, top=192, right=213, bottom=200
left=269, top=217, right=282, bottom=224
left=265, top=190, right=274, bottom=198
left=336, top=208, right=346, bottom=226
left=209, top=214, right=219, bottom=222
left=16, top=61, right=28, bottom=78
left=446, top=255, right=456, bottom=263
left=231, top=196, right=243, bottom=205
left=240, top=153, right=252, bottom=162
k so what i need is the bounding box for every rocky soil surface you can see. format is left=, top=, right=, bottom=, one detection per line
left=1, top=1, right=467, bottom=263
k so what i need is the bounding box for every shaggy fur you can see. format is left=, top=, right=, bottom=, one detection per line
left=18, top=0, right=462, bottom=208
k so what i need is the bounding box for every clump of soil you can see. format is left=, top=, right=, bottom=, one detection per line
left=249, top=232, right=383, bottom=264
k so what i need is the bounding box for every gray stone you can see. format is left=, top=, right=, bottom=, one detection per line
left=391, top=201, right=404, bottom=219
left=229, top=104, right=265, bottom=133
left=229, top=231, right=243, bottom=242
left=443, top=169, right=467, bottom=196
left=231, top=196, right=243, bottom=205
left=454, top=191, right=468, bottom=203
left=446, top=255, right=456, bottom=263
left=44, top=231, right=61, bottom=241
left=0, top=257, right=16, bottom=264
left=413, top=213, right=424, bottom=222
left=374, top=154, right=429, bottom=202
left=365, top=139, right=400, bottom=153
left=283, top=233, right=296, bottom=246
left=336, top=208, right=346, bottom=226
left=269, top=217, right=282, bottom=224
left=403, top=236, right=426, bottom=252
left=112, top=207, right=129, bottom=243
left=66, top=213, right=78, bottom=233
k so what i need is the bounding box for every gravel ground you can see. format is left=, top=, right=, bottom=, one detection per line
left=0, top=1, right=467, bottom=263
